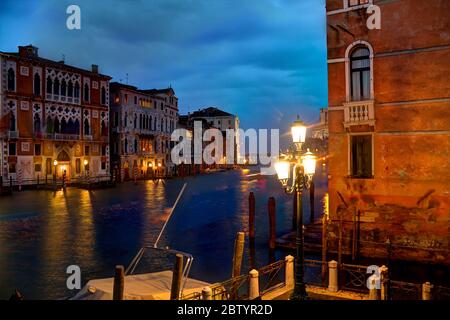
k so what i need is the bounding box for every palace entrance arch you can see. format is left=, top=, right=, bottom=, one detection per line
left=56, top=150, right=71, bottom=179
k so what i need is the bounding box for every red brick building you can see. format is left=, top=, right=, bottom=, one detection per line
left=326, top=0, right=450, bottom=262
left=0, top=45, right=111, bottom=185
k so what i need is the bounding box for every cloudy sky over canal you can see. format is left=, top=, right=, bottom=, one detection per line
left=0, top=0, right=327, bottom=138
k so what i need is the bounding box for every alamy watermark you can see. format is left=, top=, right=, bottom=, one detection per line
left=66, top=5, right=81, bottom=30
left=66, top=265, right=81, bottom=290
left=366, top=265, right=382, bottom=289
left=367, top=5, right=381, bottom=30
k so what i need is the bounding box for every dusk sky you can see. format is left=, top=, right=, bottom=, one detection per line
left=0, top=0, right=328, bottom=145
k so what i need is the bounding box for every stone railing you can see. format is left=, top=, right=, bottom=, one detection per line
left=343, top=100, right=375, bottom=128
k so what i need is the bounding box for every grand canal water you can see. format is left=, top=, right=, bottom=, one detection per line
left=0, top=167, right=327, bottom=299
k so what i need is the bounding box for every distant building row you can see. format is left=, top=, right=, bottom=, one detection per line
left=0, top=45, right=238, bottom=185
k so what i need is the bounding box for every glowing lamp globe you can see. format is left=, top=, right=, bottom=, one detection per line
left=302, top=149, right=316, bottom=176
left=274, top=161, right=290, bottom=182
left=291, top=116, right=307, bottom=144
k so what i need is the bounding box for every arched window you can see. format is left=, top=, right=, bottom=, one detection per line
left=101, top=87, right=106, bottom=105
left=134, top=139, right=138, bottom=153
left=67, top=119, right=74, bottom=134
left=61, top=80, right=67, bottom=97
left=68, top=81, right=73, bottom=97
left=47, top=76, right=52, bottom=94
left=124, top=112, right=128, bottom=127
left=60, top=118, right=67, bottom=133
left=84, top=83, right=89, bottom=102
left=134, top=114, right=137, bottom=129
left=124, top=138, right=128, bottom=154
left=34, top=113, right=41, bottom=133
left=54, top=118, right=60, bottom=133
left=34, top=73, right=41, bottom=96
left=150, top=116, right=153, bottom=131
left=46, top=117, right=53, bottom=133
left=7, top=68, right=15, bottom=91
left=9, top=112, right=16, bottom=131
left=350, top=46, right=371, bottom=101
left=74, top=82, right=80, bottom=98
left=101, top=120, right=107, bottom=136
left=74, top=119, right=80, bottom=134
left=139, top=114, right=142, bottom=129
left=53, top=78, right=60, bottom=95
left=84, top=118, right=90, bottom=135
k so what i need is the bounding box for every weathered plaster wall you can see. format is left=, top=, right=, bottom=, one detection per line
left=326, top=0, right=450, bottom=262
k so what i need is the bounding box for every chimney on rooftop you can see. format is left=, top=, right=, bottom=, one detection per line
left=92, top=64, right=99, bottom=74
left=18, top=45, right=38, bottom=58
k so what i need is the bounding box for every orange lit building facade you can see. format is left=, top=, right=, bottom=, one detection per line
left=109, top=83, right=179, bottom=180
left=326, top=0, right=450, bottom=262
left=0, top=45, right=111, bottom=184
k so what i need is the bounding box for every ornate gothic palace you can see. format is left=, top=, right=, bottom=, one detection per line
left=0, top=45, right=111, bottom=184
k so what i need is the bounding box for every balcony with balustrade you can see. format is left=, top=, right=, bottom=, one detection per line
left=343, top=100, right=375, bottom=128
left=54, top=133, right=80, bottom=141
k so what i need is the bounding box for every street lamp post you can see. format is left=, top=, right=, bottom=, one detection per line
left=84, top=159, right=89, bottom=179
left=53, top=160, right=58, bottom=185
left=275, top=116, right=316, bottom=301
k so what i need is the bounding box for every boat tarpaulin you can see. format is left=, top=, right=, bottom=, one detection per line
left=71, top=270, right=211, bottom=300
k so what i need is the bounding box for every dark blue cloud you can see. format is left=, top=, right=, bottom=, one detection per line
left=0, top=0, right=327, bottom=147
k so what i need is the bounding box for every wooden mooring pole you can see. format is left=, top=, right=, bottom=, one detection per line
left=338, top=209, right=343, bottom=266
left=321, top=214, right=328, bottom=286
left=232, top=232, right=245, bottom=278
left=170, top=254, right=184, bottom=300
left=113, top=265, right=125, bottom=300
left=268, top=197, right=276, bottom=250
left=352, top=207, right=357, bottom=261
left=249, top=192, right=255, bottom=240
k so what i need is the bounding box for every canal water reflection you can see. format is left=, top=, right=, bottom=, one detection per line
left=0, top=167, right=328, bottom=299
